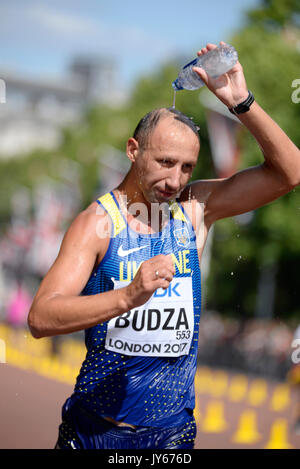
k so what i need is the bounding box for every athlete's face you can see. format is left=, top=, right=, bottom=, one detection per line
left=128, top=117, right=200, bottom=204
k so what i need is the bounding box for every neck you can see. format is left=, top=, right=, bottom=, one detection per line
left=116, top=169, right=149, bottom=208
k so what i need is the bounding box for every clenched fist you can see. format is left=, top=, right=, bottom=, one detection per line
left=124, top=254, right=175, bottom=309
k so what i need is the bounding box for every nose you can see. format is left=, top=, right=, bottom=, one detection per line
left=166, top=166, right=182, bottom=192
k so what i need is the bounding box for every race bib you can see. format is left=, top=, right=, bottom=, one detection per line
left=105, top=277, right=194, bottom=357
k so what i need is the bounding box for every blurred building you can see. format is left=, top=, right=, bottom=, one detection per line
left=0, top=56, right=127, bottom=159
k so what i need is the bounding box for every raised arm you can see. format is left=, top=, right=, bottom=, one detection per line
left=189, top=42, right=300, bottom=225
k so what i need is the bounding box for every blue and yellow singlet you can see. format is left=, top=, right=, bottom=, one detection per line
left=67, top=191, right=202, bottom=428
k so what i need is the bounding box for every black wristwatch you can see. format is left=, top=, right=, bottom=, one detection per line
left=229, top=90, right=255, bottom=115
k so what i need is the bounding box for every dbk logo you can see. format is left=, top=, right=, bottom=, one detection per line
left=154, top=282, right=181, bottom=297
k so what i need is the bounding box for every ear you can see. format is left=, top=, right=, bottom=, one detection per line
left=126, top=137, right=140, bottom=163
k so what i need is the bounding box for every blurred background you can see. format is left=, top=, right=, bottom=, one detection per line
left=0, top=0, right=300, bottom=449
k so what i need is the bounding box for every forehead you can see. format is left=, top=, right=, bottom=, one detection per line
left=147, top=116, right=200, bottom=152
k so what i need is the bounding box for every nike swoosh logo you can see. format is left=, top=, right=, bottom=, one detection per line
left=117, top=244, right=149, bottom=257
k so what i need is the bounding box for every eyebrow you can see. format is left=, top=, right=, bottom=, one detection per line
left=157, top=156, right=196, bottom=166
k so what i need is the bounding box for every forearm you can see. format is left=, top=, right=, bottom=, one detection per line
left=28, top=288, right=130, bottom=338
left=238, top=101, right=300, bottom=186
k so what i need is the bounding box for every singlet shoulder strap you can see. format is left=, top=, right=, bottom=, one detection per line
left=97, top=194, right=187, bottom=234
left=97, top=192, right=126, bottom=237
left=168, top=200, right=187, bottom=223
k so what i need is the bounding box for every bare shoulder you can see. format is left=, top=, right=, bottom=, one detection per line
left=31, top=201, right=113, bottom=301
left=62, top=201, right=112, bottom=257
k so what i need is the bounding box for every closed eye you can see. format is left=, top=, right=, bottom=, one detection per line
left=158, top=159, right=175, bottom=167
left=182, top=163, right=196, bottom=174
left=157, top=159, right=195, bottom=172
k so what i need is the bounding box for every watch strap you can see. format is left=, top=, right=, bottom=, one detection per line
left=229, top=90, right=255, bottom=115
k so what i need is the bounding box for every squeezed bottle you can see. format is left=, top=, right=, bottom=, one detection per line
left=172, top=43, right=238, bottom=91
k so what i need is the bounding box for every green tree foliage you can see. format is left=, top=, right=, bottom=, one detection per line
left=247, top=0, right=300, bottom=29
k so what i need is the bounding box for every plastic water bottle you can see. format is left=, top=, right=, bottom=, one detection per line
left=172, top=44, right=238, bottom=91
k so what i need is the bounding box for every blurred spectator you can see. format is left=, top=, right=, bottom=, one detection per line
left=197, top=311, right=295, bottom=381
left=6, top=280, right=32, bottom=328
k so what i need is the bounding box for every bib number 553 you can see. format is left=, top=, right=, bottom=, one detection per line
left=176, top=330, right=191, bottom=340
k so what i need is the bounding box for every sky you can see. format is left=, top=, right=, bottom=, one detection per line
left=0, top=0, right=262, bottom=89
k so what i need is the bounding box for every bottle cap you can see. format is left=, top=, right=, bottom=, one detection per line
left=172, top=79, right=183, bottom=91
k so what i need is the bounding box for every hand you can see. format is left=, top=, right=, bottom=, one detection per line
left=124, top=254, right=175, bottom=309
left=193, top=41, right=249, bottom=108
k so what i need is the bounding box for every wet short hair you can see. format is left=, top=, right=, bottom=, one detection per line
left=133, top=107, right=200, bottom=149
